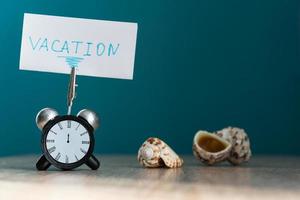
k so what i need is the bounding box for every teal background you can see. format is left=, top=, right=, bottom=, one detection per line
left=0, top=0, right=299, bottom=156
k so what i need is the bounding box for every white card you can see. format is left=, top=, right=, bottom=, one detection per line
left=19, top=13, right=138, bottom=80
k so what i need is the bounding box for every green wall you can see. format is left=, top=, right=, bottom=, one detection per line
left=0, top=0, right=299, bottom=156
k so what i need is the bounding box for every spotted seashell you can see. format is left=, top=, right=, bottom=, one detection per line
left=138, top=138, right=162, bottom=167
left=137, top=137, right=183, bottom=168
left=160, top=143, right=184, bottom=168
left=216, top=127, right=251, bottom=165
left=193, top=130, right=232, bottom=165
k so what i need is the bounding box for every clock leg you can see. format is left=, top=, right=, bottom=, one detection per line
left=85, top=154, right=100, bottom=170
left=36, top=155, right=51, bottom=170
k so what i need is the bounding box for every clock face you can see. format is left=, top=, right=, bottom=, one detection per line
left=45, top=119, right=91, bottom=164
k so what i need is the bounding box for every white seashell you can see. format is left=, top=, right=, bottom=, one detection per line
left=137, top=137, right=183, bottom=168
left=216, top=127, right=251, bottom=165
left=193, top=130, right=232, bottom=165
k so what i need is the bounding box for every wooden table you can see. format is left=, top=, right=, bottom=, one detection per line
left=0, top=155, right=299, bottom=200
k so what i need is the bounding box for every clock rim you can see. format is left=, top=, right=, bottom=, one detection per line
left=41, top=115, right=95, bottom=170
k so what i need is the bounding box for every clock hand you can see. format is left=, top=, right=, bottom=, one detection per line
left=67, top=134, right=70, bottom=143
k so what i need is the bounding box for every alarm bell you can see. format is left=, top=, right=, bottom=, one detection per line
left=77, top=109, right=99, bottom=130
left=36, top=108, right=59, bottom=130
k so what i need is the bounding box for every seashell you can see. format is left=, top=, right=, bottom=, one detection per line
left=137, top=137, right=183, bottom=168
left=193, top=130, right=232, bottom=165
left=138, top=138, right=162, bottom=168
left=216, top=127, right=251, bottom=165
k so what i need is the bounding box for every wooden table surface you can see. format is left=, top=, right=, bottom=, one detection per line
left=0, top=155, right=299, bottom=200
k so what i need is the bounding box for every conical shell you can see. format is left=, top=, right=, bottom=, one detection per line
left=137, top=137, right=183, bottom=168
left=216, top=127, right=251, bottom=165
left=193, top=130, right=232, bottom=165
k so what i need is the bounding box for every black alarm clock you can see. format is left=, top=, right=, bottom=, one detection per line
left=35, top=108, right=100, bottom=170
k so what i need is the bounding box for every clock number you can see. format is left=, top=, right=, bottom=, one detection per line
left=80, top=148, right=87, bottom=154
left=80, top=131, right=87, bottom=136
left=82, top=141, right=90, bottom=144
left=65, top=155, right=69, bottom=164
left=48, top=146, right=56, bottom=154
left=58, top=122, right=63, bottom=130
left=67, top=120, right=71, bottom=128
left=46, top=139, right=55, bottom=143
left=75, top=155, right=79, bottom=161
left=50, top=130, right=57, bottom=135
left=75, top=123, right=80, bottom=131
left=55, top=152, right=61, bottom=161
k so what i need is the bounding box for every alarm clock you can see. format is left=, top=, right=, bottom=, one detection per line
left=35, top=108, right=100, bottom=170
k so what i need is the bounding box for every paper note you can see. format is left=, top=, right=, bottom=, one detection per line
left=19, top=13, right=138, bottom=80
